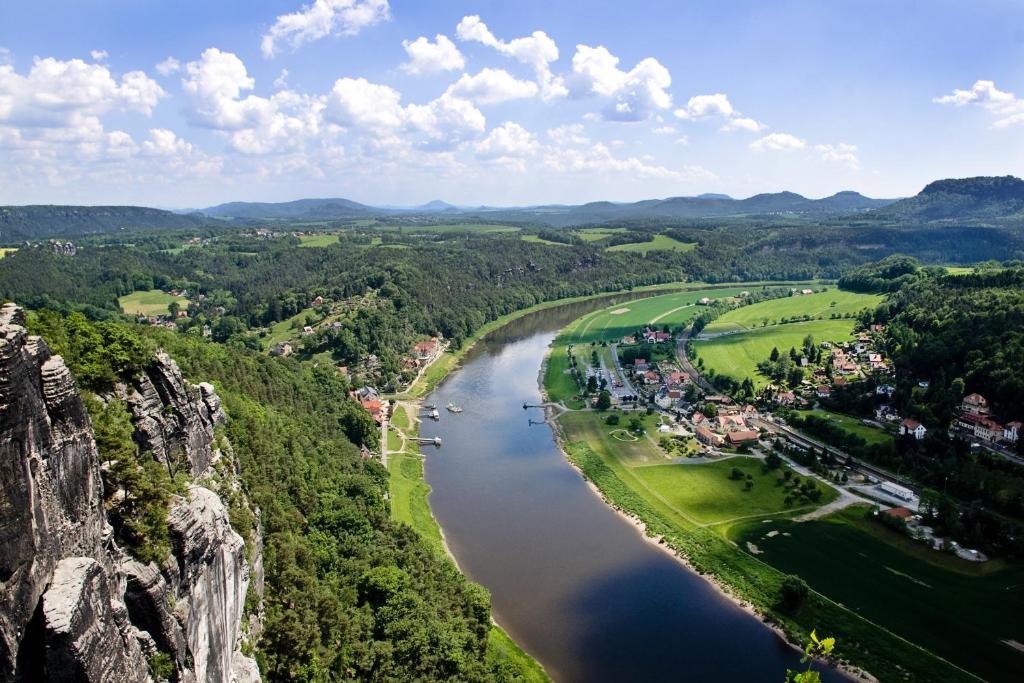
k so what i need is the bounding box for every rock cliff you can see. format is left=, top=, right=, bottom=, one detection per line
left=0, top=304, right=261, bottom=683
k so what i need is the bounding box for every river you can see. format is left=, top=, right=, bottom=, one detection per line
left=420, top=294, right=845, bottom=682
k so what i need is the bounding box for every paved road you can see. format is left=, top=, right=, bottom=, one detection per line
left=608, top=343, right=640, bottom=398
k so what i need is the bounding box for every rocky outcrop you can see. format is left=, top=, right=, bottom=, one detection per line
left=126, top=352, right=225, bottom=479
left=0, top=304, right=261, bottom=683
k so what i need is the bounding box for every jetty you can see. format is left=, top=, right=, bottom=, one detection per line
left=416, top=437, right=443, bottom=447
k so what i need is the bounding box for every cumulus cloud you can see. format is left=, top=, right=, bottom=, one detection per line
left=475, top=121, right=538, bottom=170
left=261, top=0, right=390, bottom=57
left=445, top=68, right=538, bottom=105
left=569, top=44, right=671, bottom=121
left=0, top=56, right=165, bottom=131
left=674, top=93, right=764, bottom=132
left=142, top=128, right=194, bottom=157
left=326, top=76, right=484, bottom=147
left=90, top=50, right=108, bottom=62
left=455, top=15, right=566, bottom=100
left=155, top=57, right=180, bottom=76
left=652, top=125, right=675, bottom=135
left=401, top=34, right=464, bottom=75
left=0, top=48, right=11, bottom=66
left=815, top=142, right=859, bottom=168
left=544, top=139, right=714, bottom=182
left=750, top=132, right=806, bottom=152
left=934, top=79, right=1024, bottom=128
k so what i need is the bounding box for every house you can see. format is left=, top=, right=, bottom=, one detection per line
left=775, top=391, right=796, bottom=406
left=741, top=404, right=758, bottom=418
left=311, top=295, right=324, bottom=306
left=691, top=411, right=707, bottom=426
left=698, top=297, right=712, bottom=305
left=667, top=371, right=685, bottom=385
left=975, top=417, right=1003, bottom=442
left=726, top=430, right=759, bottom=446
left=360, top=399, right=384, bottom=423
left=900, top=418, right=927, bottom=440
left=655, top=331, right=672, bottom=342
left=330, top=321, right=343, bottom=329
left=634, top=358, right=648, bottom=370
left=271, top=342, right=293, bottom=356
left=696, top=425, right=724, bottom=447
left=302, top=325, right=314, bottom=335
left=716, top=415, right=746, bottom=431
left=802, top=288, right=814, bottom=295
left=1005, top=421, right=1022, bottom=444
left=643, top=370, right=660, bottom=384
left=622, top=335, right=637, bottom=345
left=337, top=366, right=349, bottom=376
left=883, top=506, right=914, bottom=520
left=961, top=393, right=989, bottom=416
left=833, top=377, right=847, bottom=387
left=414, top=338, right=440, bottom=361
left=352, top=386, right=380, bottom=402
left=816, top=386, right=832, bottom=399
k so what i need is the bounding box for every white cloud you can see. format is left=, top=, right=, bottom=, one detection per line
left=261, top=0, right=390, bottom=57
left=569, top=44, right=671, bottom=121
left=445, top=68, right=538, bottom=105
left=455, top=15, right=566, bottom=100
left=544, top=139, right=714, bottom=182
left=274, top=68, right=290, bottom=89
left=546, top=123, right=588, bottom=145
left=475, top=121, right=538, bottom=170
left=815, top=142, right=859, bottom=168
left=675, top=135, right=689, bottom=145
left=750, top=132, right=806, bottom=151
left=0, top=56, right=165, bottom=130
left=674, top=93, right=764, bottom=132
left=90, top=50, right=108, bottom=62
left=0, top=48, right=11, bottom=66
left=142, top=128, right=194, bottom=157
left=155, top=57, right=180, bottom=76
left=652, top=125, right=675, bottom=135
left=182, top=49, right=323, bottom=153
left=934, top=79, right=1024, bottom=128
left=401, top=34, right=464, bottom=75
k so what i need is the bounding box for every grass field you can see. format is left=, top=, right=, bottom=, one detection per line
left=376, top=223, right=520, bottom=234
left=0, top=247, right=17, bottom=258
left=702, top=290, right=883, bottom=334
left=557, top=286, right=757, bottom=345
left=577, top=227, right=626, bottom=242
left=730, top=506, right=1024, bottom=683
left=634, top=457, right=838, bottom=528
left=802, top=409, right=893, bottom=446
left=118, top=289, right=188, bottom=316
left=297, top=234, right=339, bottom=247
left=692, top=319, right=858, bottom=388
left=521, top=234, right=570, bottom=246
left=606, top=234, right=697, bottom=255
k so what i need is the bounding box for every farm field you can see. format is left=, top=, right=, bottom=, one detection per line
left=118, top=289, right=188, bottom=316
left=692, top=319, right=858, bottom=388
left=521, top=234, right=570, bottom=246
left=729, top=506, right=1024, bottom=683
left=702, top=290, right=882, bottom=334
left=297, top=234, right=339, bottom=247
left=606, top=234, right=697, bottom=255
left=375, top=223, right=520, bottom=234
left=802, top=408, right=893, bottom=446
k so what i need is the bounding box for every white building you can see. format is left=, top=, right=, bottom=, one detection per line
left=880, top=481, right=914, bottom=501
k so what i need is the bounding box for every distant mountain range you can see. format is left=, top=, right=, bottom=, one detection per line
left=2, top=176, right=1023, bottom=240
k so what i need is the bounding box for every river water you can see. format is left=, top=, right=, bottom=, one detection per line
left=420, top=295, right=844, bottom=682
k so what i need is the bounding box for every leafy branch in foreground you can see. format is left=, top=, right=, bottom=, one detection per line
left=786, top=630, right=836, bottom=683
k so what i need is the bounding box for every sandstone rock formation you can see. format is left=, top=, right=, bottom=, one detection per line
left=0, top=304, right=261, bottom=683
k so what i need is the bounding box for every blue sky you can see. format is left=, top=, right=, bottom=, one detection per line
left=1, top=0, right=1023, bottom=207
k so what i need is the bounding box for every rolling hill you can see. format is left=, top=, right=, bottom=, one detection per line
left=201, top=197, right=375, bottom=220
left=872, top=175, right=1024, bottom=222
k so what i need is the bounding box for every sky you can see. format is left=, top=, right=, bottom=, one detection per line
left=1, top=0, right=1024, bottom=208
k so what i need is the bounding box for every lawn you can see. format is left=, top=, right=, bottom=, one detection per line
left=297, top=234, right=339, bottom=247
left=692, top=319, right=858, bottom=388
left=118, top=289, right=188, bottom=316
left=702, top=290, right=882, bottom=334
left=0, top=247, right=18, bottom=258
left=633, top=457, right=838, bottom=527
left=262, top=307, right=316, bottom=349
left=560, top=410, right=667, bottom=466
left=802, top=409, right=893, bottom=447
left=730, top=506, right=1024, bottom=683
left=606, top=234, right=697, bottom=255
left=391, top=404, right=411, bottom=433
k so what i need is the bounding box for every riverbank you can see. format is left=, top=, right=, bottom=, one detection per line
left=542, top=305, right=983, bottom=682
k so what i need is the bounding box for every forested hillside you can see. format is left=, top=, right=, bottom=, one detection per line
left=27, top=312, right=525, bottom=682
left=0, top=205, right=210, bottom=240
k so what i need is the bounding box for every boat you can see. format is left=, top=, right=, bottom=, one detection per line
left=446, top=402, right=463, bottom=413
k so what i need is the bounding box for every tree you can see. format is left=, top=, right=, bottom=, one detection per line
left=605, top=413, right=620, bottom=426
left=586, top=375, right=598, bottom=393
left=770, top=346, right=780, bottom=362
left=596, top=390, right=612, bottom=411
left=785, top=631, right=836, bottom=683
left=780, top=575, right=809, bottom=611
left=730, top=467, right=744, bottom=480
left=629, top=417, right=644, bottom=433
left=168, top=301, right=180, bottom=318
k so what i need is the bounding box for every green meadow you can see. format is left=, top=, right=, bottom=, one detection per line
left=606, top=234, right=697, bottom=255
left=118, top=289, right=188, bottom=316
left=702, top=290, right=882, bottom=334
